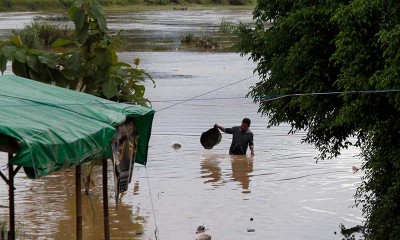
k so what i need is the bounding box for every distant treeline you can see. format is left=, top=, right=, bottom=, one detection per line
left=1, top=0, right=254, bottom=11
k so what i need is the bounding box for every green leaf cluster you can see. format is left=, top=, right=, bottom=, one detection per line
left=238, top=0, right=400, bottom=239
left=0, top=0, right=153, bottom=105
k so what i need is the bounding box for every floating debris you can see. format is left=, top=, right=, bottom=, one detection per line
left=172, top=143, right=182, bottom=149
left=247, top=218, right=255, bottom=232
left=195, top=225, right=211, bottom=240
left=352, top=166, right=360, bottom=173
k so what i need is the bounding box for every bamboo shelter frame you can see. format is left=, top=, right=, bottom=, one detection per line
left=0, top=75, right=154, bottom=240
left=0, top=138, right=111, bottom=240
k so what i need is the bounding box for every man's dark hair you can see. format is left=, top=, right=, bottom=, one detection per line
left=242, top=118, right=251, bottom=126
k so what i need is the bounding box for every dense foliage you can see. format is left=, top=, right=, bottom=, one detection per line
left=238, top=0, right=400, bottom=239
left=0, top=0, right=153, bottom=104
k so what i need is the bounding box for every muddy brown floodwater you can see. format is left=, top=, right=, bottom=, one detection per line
left=0, top=10, right=363, bottom=240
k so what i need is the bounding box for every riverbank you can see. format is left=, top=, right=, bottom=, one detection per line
left=0, top=1, right=256, bottom=12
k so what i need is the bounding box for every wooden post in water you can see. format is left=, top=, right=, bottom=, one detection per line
left=8, top=153, right=15, bottom=240
left=102, top=158, right=110, bottom=240
left=76, top=164, right=82, bottom=240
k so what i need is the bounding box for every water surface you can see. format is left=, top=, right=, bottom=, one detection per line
left=0, top=9, right=363, bottom=240
left=0, top=51, right=363, bottom=239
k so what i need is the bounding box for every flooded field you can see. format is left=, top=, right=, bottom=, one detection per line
left=0, top=9, right=253, bottom=51
left=0, top=10, right=363, bottom=240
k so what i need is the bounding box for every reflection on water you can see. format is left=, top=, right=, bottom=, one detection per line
left=0, top=162, right=146, bottom=239
left=52, top=169, right=145, bottom=239
left=201, top=154, right=253, bottom=193
left=201, top=154, right=223, bottom=185
left=230, top=155, right=253, bottom=193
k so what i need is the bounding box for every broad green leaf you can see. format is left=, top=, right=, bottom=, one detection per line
left=1, top=46, right=16, bottom=59
left=69, top=6, right=85, bottom=31
left=90, top=1, right=108, bottom=33
left=67, top=5, right=78, bottom=21
left=115, top=62, right=131, bottom=67
left=76, top=22, right=89, bottom=43
left=52, top=38, right=74, bottom=48
left=102, top=80, right=118, bottom=99
left=38, top=53, right=59, bottom=68
left=61, top=68, right=78, bottom=81
left=28, top=69, right=43, bottom=82
left=10, top=36, right=22, bottom=46
left=29, top=49, right=42, bottom=55
left=49, top=68, right=69, bottom=87
left=132, top=84, right=145, bottom=98
left=64, top=52, right=82, bottom=74
left=12, top=61, right=28, bottom=78
left=95, top=48, right=112, bottom=68
left=143, top=72, right=155, bottom=87
left=94, top=69, right=108, bottom=83
left=26, top=54, right=40, bottom=71
left=0, top=55, right=7, bottom=74
left=14, top=49, right=26, bottom=63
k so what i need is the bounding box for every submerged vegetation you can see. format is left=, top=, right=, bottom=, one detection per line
left=214, top=18, right=236, bottom=34
left=180, top=18, right=238, bottom=51
left=6, top=17, right=239, bottom=52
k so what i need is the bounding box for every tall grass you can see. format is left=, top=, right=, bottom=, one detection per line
left=12, top=22, right=72, bottom=49
left=215, top=18, right=236, bottom=34
left=180, top=19, right=239, bottom=51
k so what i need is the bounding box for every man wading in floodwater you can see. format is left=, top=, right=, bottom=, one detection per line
left=214, top=118, right=254, bottom=155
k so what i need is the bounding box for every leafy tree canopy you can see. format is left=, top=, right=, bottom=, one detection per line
left=0, top=0, right=153, bottom=105
left=238, top=0, right=400, bottom=239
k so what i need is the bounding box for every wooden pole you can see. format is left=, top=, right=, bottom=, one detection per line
left=76, top=164, right=82, bottom=240
left=102, top=158, right=110, bottom=240
left=8, top=153, right=15, bottom=240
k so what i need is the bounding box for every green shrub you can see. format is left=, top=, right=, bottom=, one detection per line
left=59, top=0, right=74, bottom=8
left=180, top=33, right=196, bottom=44
left=213, top=0, right=228, bottom=4
left=12, top=22, right=71, bottom=49
left=216, top=19, right=236, bottom=34
left=228, top=0, right=251, bottom=5
left=3, top=0, right=12, bottom=8
left=116, top=0, right=143, bottom=4
left=145, top=0, right=170, bottom=5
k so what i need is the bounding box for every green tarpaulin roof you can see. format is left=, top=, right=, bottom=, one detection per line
left=0, top=74, right=155, bottom=179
